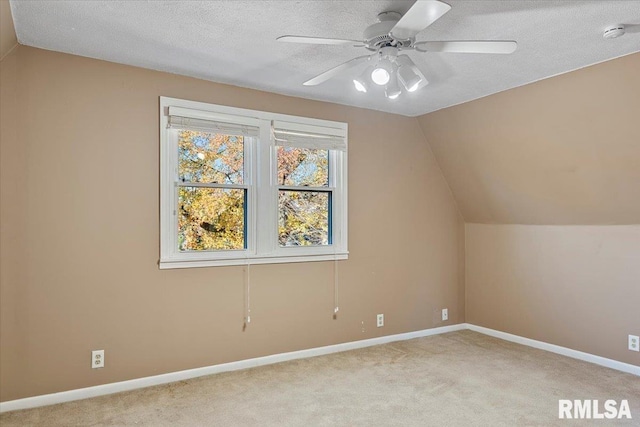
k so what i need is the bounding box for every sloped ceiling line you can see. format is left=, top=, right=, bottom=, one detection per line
left=0, top=0, right=18, bottom=60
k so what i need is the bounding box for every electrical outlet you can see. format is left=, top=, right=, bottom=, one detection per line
left=92, top=350, right=105, bottom=368
left=377, top=314, right=384, bottom=327
left=629, top=335, right=639, bottom=352
left=442, top=308, right=448, bottom=321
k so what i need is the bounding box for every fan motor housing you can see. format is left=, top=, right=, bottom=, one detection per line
left=362, top=13, right=413, bottom=50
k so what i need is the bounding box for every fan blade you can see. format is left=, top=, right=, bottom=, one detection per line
left=625, top=24, right=640, bottom=34
left=390, top=0, right=451, bottom=41
left=303, top=55, right=371, bottom=86
left=414, top=41, right=518, bottom=54
left=277, top=35, right=363, bottom=46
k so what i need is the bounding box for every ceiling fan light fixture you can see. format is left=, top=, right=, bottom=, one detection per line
left=407, top=80, right=421, bottom=92
left=353, top=79, right=367, bottom=92
left=385, top=75, right=402, bottom=100
left=398, top=64, right=422, bottom=92
left=353, top=78, right=368, bottom=92
left=280, top=0, right=519, bottom=102
left=387, top=90, right=400, bottom=100
left=371, top=67, right=390, bottom=85
left=371, top=57, right=394, bottom=85
left=353, top=66, right=373, bottom=93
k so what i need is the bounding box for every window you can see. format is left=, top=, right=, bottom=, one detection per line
left=160, top=97, right=348, bottom=268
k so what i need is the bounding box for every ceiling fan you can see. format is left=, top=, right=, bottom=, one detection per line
left=277, top=0, right=517, bottom=99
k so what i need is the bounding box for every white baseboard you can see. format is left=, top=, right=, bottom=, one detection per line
left=466, top=324, right=640, bottom=376
left=3, top=323, right=637, bottom=413
left=0, top=323, right=465, bottom=413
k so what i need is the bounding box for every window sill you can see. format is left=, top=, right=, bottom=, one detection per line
left=159, top=252, right=349, bottom=270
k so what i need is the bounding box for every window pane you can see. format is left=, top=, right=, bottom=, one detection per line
left=178, top=130, right=244, bottom=184
left=277, top=146, right=328, bottom=187
left=278, top=191, right=329, bottom=246
left=179, top=187, right=246, bottom=251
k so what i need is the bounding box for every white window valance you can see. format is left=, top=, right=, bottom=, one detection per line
left=168, top=106, right=260, bottom=137
left=272, top=120, right=347, bottom=151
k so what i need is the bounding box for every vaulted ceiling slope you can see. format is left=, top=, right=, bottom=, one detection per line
left=8, top=0, right=640, bottom=116
left=418, top=52, right=640, bottom=225
left=1, top=0, right=17, bottom=59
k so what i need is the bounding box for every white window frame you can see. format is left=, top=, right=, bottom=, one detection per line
left=159, top=97, right=348, bottom=269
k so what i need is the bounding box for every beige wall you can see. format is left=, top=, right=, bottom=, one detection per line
left=416, top=52, right=640, bottom=369
left=0, top=25, right=22, bottom=404
left=417, top=52, right=640, bottom=225
left=0, top=0, right=17, bottom=60
left=0, top=46, right=464, bottom=401
left=466, top=224, right=640, bottom=365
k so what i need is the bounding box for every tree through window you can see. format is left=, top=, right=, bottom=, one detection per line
left=177, top=130, right=246, bottom=251
left=160, top=98, right=348, bottom=268
left=277, top=146, right=330, bottom=246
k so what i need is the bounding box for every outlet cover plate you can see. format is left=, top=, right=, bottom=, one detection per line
left=376, top=314, right=384, bottom=327
left=442, top=308, right=448, bottom=321
left=92, top=350, right=105, bottom=368
left=629, top=335, right=639, bottom=352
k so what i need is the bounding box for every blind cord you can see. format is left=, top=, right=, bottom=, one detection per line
left=333, top=258, right=339, bottom=319
left=243, top=262, right=251, bottom=329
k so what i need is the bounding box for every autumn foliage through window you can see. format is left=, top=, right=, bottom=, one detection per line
left=178, top=130, right=246, bottom=251
left=277, top=146, right=330, bottom=247
left=160, top=98, right=347, bottom=268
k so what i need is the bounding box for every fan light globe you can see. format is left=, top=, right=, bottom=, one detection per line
left=398, top=65, right=422, bottom=92
left=353, top=66, right=372, bottom=93
left=371, top=56, right=395, bottom=86
left=407, top=81, right=420, bottom=92
left=353, top=79, right=367, bottom=93
left=371, top=67, right=390, bottom=85
left=385, top=76, right=402, bottom=100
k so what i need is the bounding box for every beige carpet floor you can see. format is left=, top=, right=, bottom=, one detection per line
left=1, top=330, right=639, bottom=426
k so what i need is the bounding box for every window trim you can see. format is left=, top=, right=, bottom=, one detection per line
left=159, top=97, right=348, bottom=269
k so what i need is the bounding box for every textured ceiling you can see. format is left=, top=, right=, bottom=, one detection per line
left=9, top=0, right=640, bottom=117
